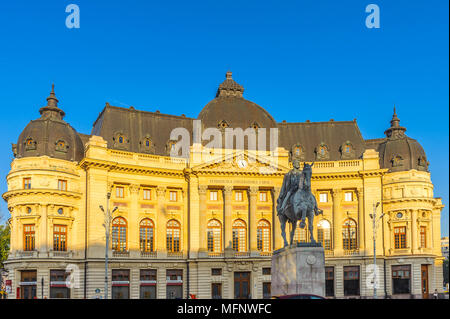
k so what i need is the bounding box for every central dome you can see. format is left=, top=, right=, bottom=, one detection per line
left=197, top=71, right=277, bottom=131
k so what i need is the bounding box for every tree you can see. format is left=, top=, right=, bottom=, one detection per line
left=0, top=223, right=10, bottom=269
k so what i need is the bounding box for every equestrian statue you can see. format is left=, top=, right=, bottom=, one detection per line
left=276, top=159, right=323, bottom=247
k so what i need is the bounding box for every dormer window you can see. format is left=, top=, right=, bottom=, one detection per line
left=113, top=132, right=129, bottom=149
left=55, top=139, right=69, bottom=153
left=315, top=143, right=329, bottom=160
left=24, top=137, right=37, bottom=151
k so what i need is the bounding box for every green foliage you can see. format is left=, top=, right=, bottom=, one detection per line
left=0, top=224, right=10, bottom=269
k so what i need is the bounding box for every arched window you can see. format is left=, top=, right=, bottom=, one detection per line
left=140, top=219, right=154, bottom=252
left=342, top=219, right=357, bottom=250
left=317, top=219, right=332, bottom=250
left=257, top=219, right=271, bottom=252
left=293, top=221, right=309, bottom=243
left=112, top=217, right=127, bottom=252
left=166, top=220, right=181, bottom=252
left=232, top=219, right=247, bottom=252
left=207, top=219, right=222, bottom=253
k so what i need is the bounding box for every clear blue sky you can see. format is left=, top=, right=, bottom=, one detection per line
left=0, top=1, right=448, bottom=235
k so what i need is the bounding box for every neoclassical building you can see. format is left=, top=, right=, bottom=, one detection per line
left=2, top=72, right=444, bottom=299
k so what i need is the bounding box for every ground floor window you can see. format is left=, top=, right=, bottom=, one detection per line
left=325, top=266, right=334, bottom=297
left=262, top=282, right=271, bottom=299
left=166, top=269, right=183, bottom=299
left=20, top=270, right=37, bottom=299
left=212, top=283, right=222, bottom=299
left=140, top=269, right=157, bottom=299
left=140, top=285, right=156, bottom=299
left=343, top=266, right=360, bottom=296
left=112, top=269, right=130, bottom=299
left=50, top=270, right=70, bottom=299
left=392, top=265, right=411, bottom=295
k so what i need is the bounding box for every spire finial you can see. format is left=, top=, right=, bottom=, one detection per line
left=216, top=71, right=244, bottom=98
left=40, top=83, right=65, bottom=119
left=384, top=105, right=406, bottom=138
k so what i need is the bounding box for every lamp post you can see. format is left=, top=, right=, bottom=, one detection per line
left=369, top=202, right=384, bottom=299
left=99, top=191, right=118, bottom=300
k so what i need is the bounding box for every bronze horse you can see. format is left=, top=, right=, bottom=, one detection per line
left=277, top=163, right=323, bottom=247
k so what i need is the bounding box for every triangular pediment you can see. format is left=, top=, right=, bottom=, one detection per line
left=191, top=151, right=289, bottom=174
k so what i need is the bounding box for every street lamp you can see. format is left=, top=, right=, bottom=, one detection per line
left=369, top=202, right=384, bottom=299
left=99, top=191, right=118, bottom=300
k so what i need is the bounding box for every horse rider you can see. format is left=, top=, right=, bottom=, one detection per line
left=276, top=159, right=302, bottom=217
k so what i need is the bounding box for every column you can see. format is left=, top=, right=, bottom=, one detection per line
left=39, top=204, right=48, bottom=255
left=198, top=185, right=208, bottom=253
left=356, top=188, right=365, bottom=252
left=411, top=209, right=418, bottom=254
left=156, top=186, right=167, bottom=256
left=129, top=184, right=140, bottom=256
left=249, top=186, right=258, bottom=253
left=272, top=187, right=282, bottom=250
left=223, top=186, right=233, bottom=250
left=331, top=188, right=343, bottom=254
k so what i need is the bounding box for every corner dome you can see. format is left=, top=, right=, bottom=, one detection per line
left=13, top=85, right=84, bottom=162
left=378, top=108, right=428, bottom=172
left=197, top=71, right=277, bottom=131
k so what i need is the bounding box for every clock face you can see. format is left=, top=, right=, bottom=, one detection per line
left=396, top=212, right=403, bottom=219
left=237, top=159, right=248, bottom=168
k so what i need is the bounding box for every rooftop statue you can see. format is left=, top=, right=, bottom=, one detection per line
left=276, top=159, right=323, bottom=247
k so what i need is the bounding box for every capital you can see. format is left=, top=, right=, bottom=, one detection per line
left=198, top=185, right=208, bottom=195
left=224, top=186, right=233, bottom=196
left=156, top=186, right=166, bottom=197
left=249, top=186, right=259, bottom=196
left=129, top=184, right=140, bottom=194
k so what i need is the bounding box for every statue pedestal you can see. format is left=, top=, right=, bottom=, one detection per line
left=271, top=243, right=325, bottom=297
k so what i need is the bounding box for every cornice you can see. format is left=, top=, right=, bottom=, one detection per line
left=2, top=189, right=82, bottom=201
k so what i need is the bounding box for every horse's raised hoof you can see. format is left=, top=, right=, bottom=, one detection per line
left=300, top=221, right=306, bottom=229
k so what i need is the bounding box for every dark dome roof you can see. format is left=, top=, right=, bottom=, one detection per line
left=377, top=108, right=428, bottom=172
left=13, top=85, right=84, bottom=162
left=197, top=72, right=277, bottom=131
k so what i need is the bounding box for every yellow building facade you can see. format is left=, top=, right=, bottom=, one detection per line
left=3, top=73, right=444, bottom=299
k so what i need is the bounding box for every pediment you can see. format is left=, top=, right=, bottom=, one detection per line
left=191, top=151, right=289, bottom=174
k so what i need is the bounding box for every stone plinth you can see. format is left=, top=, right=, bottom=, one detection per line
left=271, top=243, right=325, bottom=297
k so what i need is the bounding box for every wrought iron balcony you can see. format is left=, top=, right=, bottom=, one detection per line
left=140, top=251, right=157, bottom=258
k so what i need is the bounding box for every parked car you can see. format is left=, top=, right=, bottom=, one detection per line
left=272, top=294, right=326, bottom=299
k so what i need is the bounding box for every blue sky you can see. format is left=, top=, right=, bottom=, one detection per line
left=0, top=1, right=448, bottom=235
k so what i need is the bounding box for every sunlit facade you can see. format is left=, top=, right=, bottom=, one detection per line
left=2, top=73, right=444, bottom=299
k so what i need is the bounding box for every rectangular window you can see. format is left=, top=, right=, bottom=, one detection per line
left=325, top=267, right=335, bottom=297
left=140, top=269, right=157, bottom=299
left=143, top=189, right=151, bottom=200
left=235, top=191, right=243, bottom=202
left=23, top=224, right=35, bottom=251
left=211, top=268, right=222, bottom=276
left=262, top=267, right=271, bottom=275
left=394, top=226, right=407, bottom=249
left=116, top=186, right=124, bottom=198
left=23, top=178, right=31, bottom=189
left=209, top=191, right=218, bottom=201
left=343, top=266, right=360, bottom=296
left=259, top=192, right=267, bottom=202
left=392, top=265, right=411, bottom=294
left=112, top=269, right=130, bottom=299
left=20, top=270, right=37, bottom=299
left=262, top=282, right=271, bottom=299
left=420, top=226, right=426, bottom=248
left=166, top=269, right=183, bottom=299
left=212, top=283, right=222, bottom=299
left=50, top=270, right=70, bottom=299
left=57, top=180, right=67, bottom=191
left=169, top=191, right=177, bottom=202
left=319, top=193, right=328, bottom=203
left=344, top=192, right=353, bottom=202
left=53, top=225, right=67, bottom=251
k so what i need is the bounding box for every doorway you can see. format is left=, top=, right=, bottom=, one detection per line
left=234, top=272, right=251, bottom=299
left=421, top=265, right=429, bottom=299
